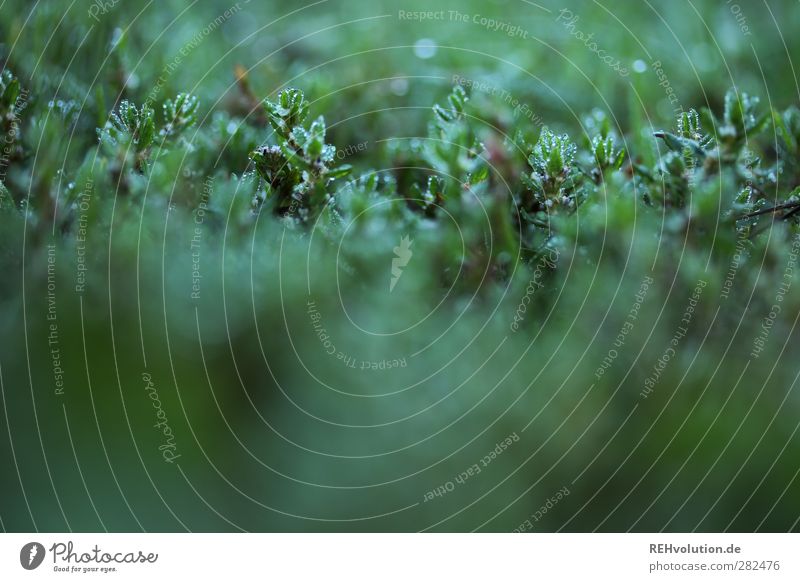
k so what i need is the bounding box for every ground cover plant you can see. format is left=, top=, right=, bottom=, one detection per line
left=1, top=0, right=799, bottom=532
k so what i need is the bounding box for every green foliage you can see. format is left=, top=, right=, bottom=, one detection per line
left=719, top=90, right=768, bottom=153
left=107, top=100, right=155, bottom=150
left=98, top=99, right=156, bottom=171
left=250, top=88, right=351, bottom=221
left=264, top=87, right=309, bottom=141
left=0, top=69, right=23, bottom=181
left=0, top=69, right=20, bottom=115
left=97, top=93, right=200, bottom=174
left=774, top=105, right=800, bottom=188
left=160, top=92, right=199, bottom=139
left=524, top=127, right=578, bottom=207
left=0, top=180, right=12, bottom=211
left=390, top=84, right=485, bottom=207
left=5, top=66, right=799, bottom=297
left=2, top=39, right=800, bottom=530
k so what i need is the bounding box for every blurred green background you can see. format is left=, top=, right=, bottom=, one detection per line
left=1, top=0, right=799, bottom=532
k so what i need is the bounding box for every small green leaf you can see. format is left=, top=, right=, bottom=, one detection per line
left=326, top=165, right=352, bottom=179
left=654, top=131, right=685, bottom=153
left=470, top=164, right=489, bottom=185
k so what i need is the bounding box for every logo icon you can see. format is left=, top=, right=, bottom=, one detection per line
left=20, top=542, right=46, bottom=570
left=390, top=235, right=413, bottom=292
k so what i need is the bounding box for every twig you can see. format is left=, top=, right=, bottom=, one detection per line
left=782, top=205, right=800, bottom=220
left=741, top=200, right=800, bottom=218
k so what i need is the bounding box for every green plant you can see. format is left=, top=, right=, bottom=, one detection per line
left=0, top=69, right=22, bottom=180
left=250, top=88, right=351, bottom=221
left=160, top=92, right=199, bottom=140
left=98, top=92, right=200, bottom=174
left=99, top=99, right=156, bottom=172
